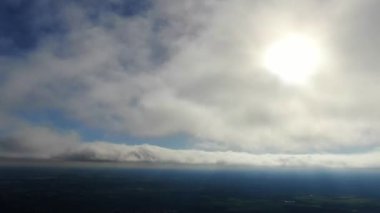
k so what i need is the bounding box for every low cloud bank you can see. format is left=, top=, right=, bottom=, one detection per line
left=58, top=142, right=380, bottom=168
left=1, top=127, right=379, bottom=168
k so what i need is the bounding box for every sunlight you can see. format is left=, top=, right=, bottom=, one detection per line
left=263, top=34, right=322, bottom=85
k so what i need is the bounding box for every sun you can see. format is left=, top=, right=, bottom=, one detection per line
left=263, top=34, right=322, bottom=85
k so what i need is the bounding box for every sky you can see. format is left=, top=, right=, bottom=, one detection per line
left=1, top=0, right=380, bottom=168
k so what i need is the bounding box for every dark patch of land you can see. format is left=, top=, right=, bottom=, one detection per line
left=1, top=163, right=380, bottom=212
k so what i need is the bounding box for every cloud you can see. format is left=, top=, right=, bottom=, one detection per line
left=1, top=127, right=379, bottom=168
left=0, top=0, right=380, bottom=162
left=0, top=122, right=379, bottom=168
left=61, top=142, right=380, bottom=168
left=4, top=137, right=379, bottom=168
left=0, top=126, right=79, bottom=158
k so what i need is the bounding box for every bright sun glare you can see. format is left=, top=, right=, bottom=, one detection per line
left=263, top=34, right=322, bottom=85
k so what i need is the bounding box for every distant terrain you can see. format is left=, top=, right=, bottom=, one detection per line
left=1, top=163, right=380, bottom=213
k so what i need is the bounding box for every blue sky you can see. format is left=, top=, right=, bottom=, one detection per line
left=0, top=0, right=152, bottom=54
left=1, top=0, right=380, bottom=167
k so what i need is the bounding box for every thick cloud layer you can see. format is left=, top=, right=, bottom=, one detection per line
left=62, top=143, right=380, bottom=168
left=1, top=134, right=380, bottom=168
left=1, top=1, right=380, bottom=165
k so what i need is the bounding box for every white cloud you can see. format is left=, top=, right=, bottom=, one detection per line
left=1, top=0, right=380, bottom=158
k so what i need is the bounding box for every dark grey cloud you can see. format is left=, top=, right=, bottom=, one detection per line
left=0, top=126, right=79, bottom=158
